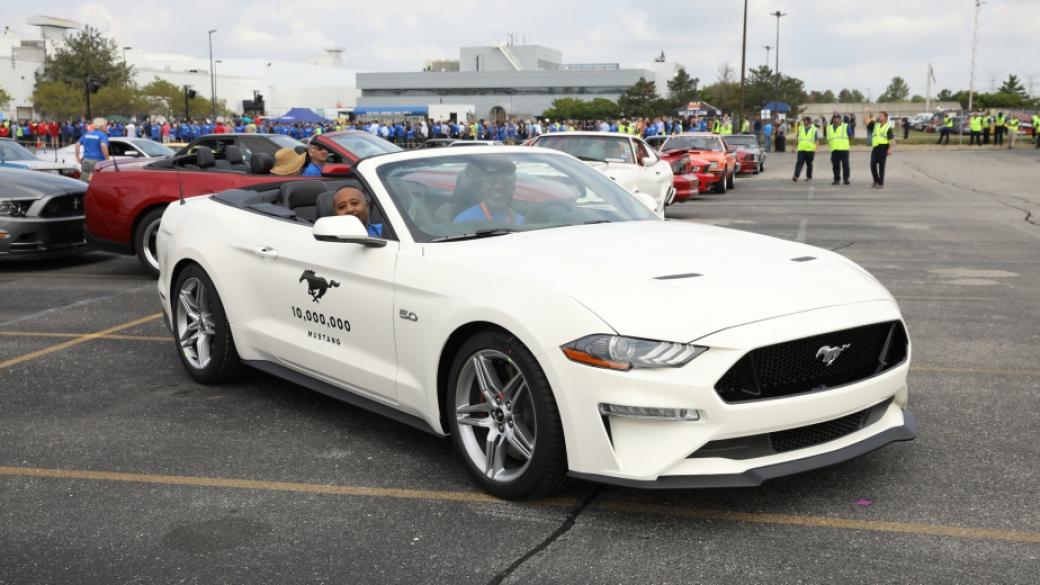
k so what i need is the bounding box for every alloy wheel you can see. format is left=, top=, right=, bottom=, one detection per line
left=176, top=277, right=216, bottom=370
left=142, top=217, right=161, bottom=272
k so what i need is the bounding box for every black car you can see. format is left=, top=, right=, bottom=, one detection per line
left=0, top=167, right=88, bottom=259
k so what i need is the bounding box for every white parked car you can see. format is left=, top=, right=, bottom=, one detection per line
left=528, top=132, right=674, bottom=217
left=0, top=138, right=80, bottom=179
left=157, top=147, right=915, bottom=499
left=38, top=136, right=175, bottom=167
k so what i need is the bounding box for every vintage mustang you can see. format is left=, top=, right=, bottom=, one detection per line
left=157, top=147, right=915, bottom=499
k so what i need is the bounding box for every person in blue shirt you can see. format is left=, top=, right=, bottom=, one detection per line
left=75, top=118, right=110, bottom=180
left=331, top=187, right=383, bottom=237
left=454, top=159, right=524, bottom=225
left=301, top=142, right=330, bottom=177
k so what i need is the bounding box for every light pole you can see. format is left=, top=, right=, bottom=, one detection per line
left=214, top=60, right=223, bottom=119
left=208, top=29, right=217, bottom=122
left=764, top=45, right=772, bottom=69
left=738, top=0, right=749, bottom=130
left=122, top=46, right=132, bottom=64
left=770, top=10, right=787, bottom=113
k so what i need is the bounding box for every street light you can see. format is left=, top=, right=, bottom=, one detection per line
left=738, top=0, right=749, bottom=131
left=764, top=45, right=772, bottom=69
left=214, top=60, right=223, bottom=120
left=122, top=46, right=132, bottom=64
left=208, top=29, right=217, bottom=122
left=770, top=10, right=787, bottom=112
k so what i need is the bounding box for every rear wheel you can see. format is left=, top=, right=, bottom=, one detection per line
left=172, top=265, right=240, bottom=384
left=134, top=207, right=165, bottom=278
left=446, top=330, right=568, bottom=500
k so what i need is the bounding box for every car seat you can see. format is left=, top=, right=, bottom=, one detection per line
left=195, top=146, right=216, bottom=169
left=433, top=163, right=484, bottom=223
left=279, top=180, right=328, bottom=222
left=249, top=152, right=274, bottom=174
left=224, top=145, right=248, bottom=171
left=313, top=184, right=384, bottom=229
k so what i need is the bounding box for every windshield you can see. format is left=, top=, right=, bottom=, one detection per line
left=662, top=136, right=723, bottom=152
left=534, top=135, right=634, bottom=164
left=0, top=140, right=40, bottom=162
left=724, top=136, right=758, bottom=147
left=269, top=135, right=306, bottom=150
left=327, top=133, right=403, bottom=158
left=376, top=152, right=658, bottom=243
left=131, top=140, right=175, bottom=157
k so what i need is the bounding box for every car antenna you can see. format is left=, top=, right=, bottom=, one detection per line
left=176, top=158, right=185, bottom=205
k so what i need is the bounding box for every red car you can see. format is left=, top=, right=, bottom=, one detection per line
left=86, top=131, right=400, bottom=275
left=652, top=134, right=736, bottom=195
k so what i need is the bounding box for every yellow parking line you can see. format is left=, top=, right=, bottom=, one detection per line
left=0, top=331, right=169, bottom=342
left=0, top=313, right=162, bottom=370
left=914, top=365, right=1040, bottom=377
left=0, top=272, right=151, bottom=280
left=1, top=465, right=1038, bottom=544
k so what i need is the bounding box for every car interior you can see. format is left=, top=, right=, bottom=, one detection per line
left=212, top=179, right=387, bottom=233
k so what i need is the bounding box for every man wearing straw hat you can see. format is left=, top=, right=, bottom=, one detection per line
left=271, top=147, right=307, bottom=176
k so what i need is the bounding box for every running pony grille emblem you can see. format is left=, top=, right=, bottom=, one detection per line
left=816, top=344, right=851, bottom=367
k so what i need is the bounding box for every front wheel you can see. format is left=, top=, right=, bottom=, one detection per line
left=446, top=330, right=568, bottom=500
left=714, top=174, right=727, bottom=194
left=134, top=207, right=165, bottom=278
left=172, top=265, right=240, bottom=384
left=726, top=169, right=736, bottom=189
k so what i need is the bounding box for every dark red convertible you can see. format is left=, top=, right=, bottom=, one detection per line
left=85, top=131, right=400, bottom=275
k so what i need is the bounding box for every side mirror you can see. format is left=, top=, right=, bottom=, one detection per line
left=124, top=151, right=141, bottom=158
left=633, top=191, right=658, bottom=214
left=641, top=156, right=654, bottom=167
left=321, top=163, right=354, bottom=177
left=313, top=215, right=386, bottom=247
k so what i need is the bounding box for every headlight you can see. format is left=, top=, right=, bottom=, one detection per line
left=708, top=161, right=719, bottom=170
left=0, top=199, right=33, bottom=217
left=561, top=334, right=708, bottom=371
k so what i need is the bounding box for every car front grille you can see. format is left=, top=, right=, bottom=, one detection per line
left=714, top=321, right=908, bottom=403
left=770, top=407, right=870, bottom=453
left=38, top=193, right=86, bottom=218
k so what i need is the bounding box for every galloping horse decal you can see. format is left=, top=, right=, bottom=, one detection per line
left=300, top=270, right=340, bottom=302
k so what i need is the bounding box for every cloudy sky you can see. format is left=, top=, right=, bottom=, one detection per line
left=5, top=0, right=1037, bottom=97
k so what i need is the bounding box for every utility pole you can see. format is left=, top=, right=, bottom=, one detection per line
left=739, top=0, right=748, bottom=129
left=963, top=0, right=983, bottom=145
left=926, top=63, right=934, bottom=112
left=764, top=45, right=772, bottom=70
left=208, top=29, right=217, bottom=122
left=771, top=10, right=787, bottom=112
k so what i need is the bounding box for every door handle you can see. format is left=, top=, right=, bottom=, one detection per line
left=255, top=246, right=279, bottom=260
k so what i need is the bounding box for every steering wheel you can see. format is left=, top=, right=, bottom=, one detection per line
left=527, top=199, right=574, bottom=224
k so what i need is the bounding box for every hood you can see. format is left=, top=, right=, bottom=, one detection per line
left=0, top=167, right=86, bottom=197
left=2, top=159, right=76, bottom=171
left=425, top=221, right=891, bottom=342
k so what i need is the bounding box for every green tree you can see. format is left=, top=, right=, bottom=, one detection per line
left=936, top=88, right=955, bottom=102
left=37, top=25, right=132, bottom=89
left=997, top=75, right=1026, bottom=99
left=740, top=65, right=807, bottom=115
left=618, top=77, right=668, bottom=118
left=542, top=97, right=619, bottom=120
left=31, top=81, right=84, bottom=119
left=666, top=67, right=699, bottom=108
left=807, top=89, right=836, bottom=104
left=838, top=88, right=866, bottom=103
left=92, top=84, right=150, bottom=117
left=879, top=76, right=910, bottom=102
left=910, top=94, right=925, bottom=103
left=0, top=86, right=11, bottom=109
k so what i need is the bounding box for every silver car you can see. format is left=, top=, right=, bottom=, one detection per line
left=0, top=167, right=87, bottom=260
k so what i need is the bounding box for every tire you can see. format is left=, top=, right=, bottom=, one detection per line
left=446, top=330, right=568, bottom=500
left=713, top=174, right=727, bottom=194
left=134, top=207, right=166, bottom=278
left=726, top=169, right=736, bottom=189
left=172, top=264, right=240, bottom=384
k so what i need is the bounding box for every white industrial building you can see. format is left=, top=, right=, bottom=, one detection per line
left=1, top=15, right=359, bottom=121
left=357, top=43, right=681, bottom=121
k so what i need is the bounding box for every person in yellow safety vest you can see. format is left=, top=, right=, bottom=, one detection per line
left=968, top=112, right=983, bottom=146
left=720, top=117, right=733, bottom=135
left=826, top=113, right=851, bottom=185
left=740, top=119, right=750, bottom=133
left=937, top=112, right=953, bottom=146
left=711, top=119, right=721, bottom=134
left=1006, top=116, right=1019, bottom=149
left=995, top=112, right=1006, bottom=146
left=868, top=111, right=895, bottom=189
left=1033, top=112, right=1040, bottom=148
left=792, top=116, right=818, bottom=182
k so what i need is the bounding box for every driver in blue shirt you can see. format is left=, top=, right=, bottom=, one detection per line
left=454, top=159, right=524, bottom=225
left=332, top=187, right=383, bottom=237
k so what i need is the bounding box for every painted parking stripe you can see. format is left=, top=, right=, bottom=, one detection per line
left=0, top=331, right=169, bottom=342
left=0, top=313, right=162, bottom=370
left=1, top=465, right=1038, bottom=544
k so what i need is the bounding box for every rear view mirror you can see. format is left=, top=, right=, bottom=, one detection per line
left=313, top=215, right=386, bottom=247
left=321, top=163, right=353, bottom=177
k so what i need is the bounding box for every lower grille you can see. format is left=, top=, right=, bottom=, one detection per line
left=770, top=408, right=870, bottom=453
left=715, top=321, right=908, bottom=403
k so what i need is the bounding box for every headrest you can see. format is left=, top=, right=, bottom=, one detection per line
left=315, top=190, right=336, bottom=219
left=225, top=145, right=243, bottom=164
left=250, top=152, right=274, bottom=174
left=280, top=180, right=329, bottom=209
left=196, top=146, right=215, bottom=168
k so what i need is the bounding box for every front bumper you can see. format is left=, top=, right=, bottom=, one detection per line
left=671, top=175, right=699, bottom=203
left=737, top=158, right=760, bottom=173
left=696, top=171, right=722, bottom=192
left=0, top=215, right=87, bottom=259
left=546, top=300, right=913, bottom=486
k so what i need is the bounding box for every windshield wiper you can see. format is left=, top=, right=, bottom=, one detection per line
left=431, top=228, right=518, bottom=242
left=575, top=155, right=607, bottom=163
left=583, top=219, right=612, bottom=224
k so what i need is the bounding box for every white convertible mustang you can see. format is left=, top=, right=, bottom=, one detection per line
left=157, top=147, right=915, bottom=499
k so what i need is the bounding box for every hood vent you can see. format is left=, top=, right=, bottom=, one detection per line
left=654, top=272, right=703, bottom=281
left=791, top=256, right=816, bottom=263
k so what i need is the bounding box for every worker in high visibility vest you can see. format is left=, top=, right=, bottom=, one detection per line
left=740, top=119, right=750, bottom=133
left=792, top=116, right=818, bottom=182
left=1006, top=116, right=1019, bottom=149
left=867, top=111, right=894, bottom=189
left=720, top=117, right=733, bottom=135
left=1032, top=112, right=1040, bottom=148
left=969, top=112, right=983, bottom=146
left=937, top=112, right=953, bottom=146
left=826, top=113, right=851, bottom=185
left=995, top=112, right=1006, bottom=146
left=711, top=119, right=721, bottom=134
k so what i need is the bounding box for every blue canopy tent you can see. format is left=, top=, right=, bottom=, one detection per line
left=763, top=101, right=791, bottom=113
left=271, top=107, right=325, bottom=124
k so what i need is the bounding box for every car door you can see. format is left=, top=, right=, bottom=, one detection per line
left=632, top=138, right=669, bottom=202
left=238, top=215, right=400, bottom=401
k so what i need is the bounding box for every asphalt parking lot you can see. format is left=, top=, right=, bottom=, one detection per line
left=2, top=147, right=1039, bottom=584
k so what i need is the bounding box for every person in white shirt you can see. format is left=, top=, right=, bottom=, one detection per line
left=125, top=122, right=136, bottom=138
